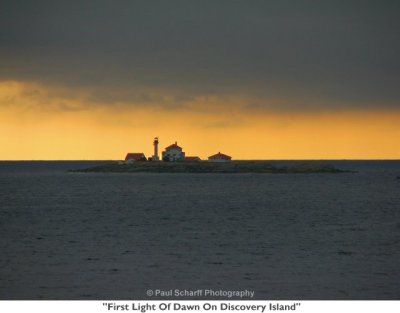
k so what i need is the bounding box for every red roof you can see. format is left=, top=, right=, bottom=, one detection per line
left=208, top=152, right=231, bottom=160
left=125, top=153, right=145, bottom=161
left=165, top=142, right=182, bottom=151
left=185, top=156, right=201, bottom=161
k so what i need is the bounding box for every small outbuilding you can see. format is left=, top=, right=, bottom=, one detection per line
left=185, top=156, right=201, bottom=162
left=208, top=152, right=232, bottom=162
left=125, top=153, right=146, bottom=162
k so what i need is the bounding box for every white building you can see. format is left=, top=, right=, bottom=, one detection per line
left=152, top=137, right=159, bottom=161
left=162, top=142, right=185, bottom=161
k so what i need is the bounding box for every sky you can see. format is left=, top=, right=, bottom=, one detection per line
left=1, top=1, right=399, bottom=159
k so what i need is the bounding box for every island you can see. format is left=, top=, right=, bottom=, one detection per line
left=70, top=161, right=352, bottom=174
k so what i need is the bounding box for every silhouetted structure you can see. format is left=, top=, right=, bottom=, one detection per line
left=208, top=152, right=232, bottom=162
left=125, top=153, right=146, bottom=162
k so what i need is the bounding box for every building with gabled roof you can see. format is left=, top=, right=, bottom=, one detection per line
left=208, top=152, right=232, bottom=162
left=125, top=153, right=146, bottom=162
left=162, top=141, right=185, bottom=161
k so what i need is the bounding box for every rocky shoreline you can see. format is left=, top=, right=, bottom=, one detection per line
left=70, top=161, right=353, bottom=174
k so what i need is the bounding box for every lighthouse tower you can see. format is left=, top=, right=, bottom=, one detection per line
left=153, top=137, right=159, bottom=161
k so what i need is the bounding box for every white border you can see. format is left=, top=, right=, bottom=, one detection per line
left=0, top=300, right=400, bottom=313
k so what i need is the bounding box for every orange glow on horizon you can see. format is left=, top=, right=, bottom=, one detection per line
left=1, top=81, right=399, bottom=160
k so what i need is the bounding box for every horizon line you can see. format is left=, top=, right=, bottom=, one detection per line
left=1, top=159, right=400, bottom=162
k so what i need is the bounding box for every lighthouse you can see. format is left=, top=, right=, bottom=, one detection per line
left=153, top=137, right=159, bottom=161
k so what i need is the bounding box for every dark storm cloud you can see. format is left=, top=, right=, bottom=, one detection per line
left=1, top=0, right=399, bottom=109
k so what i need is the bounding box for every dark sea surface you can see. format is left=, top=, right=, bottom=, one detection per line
left=0, top=160, right=399, bottom=300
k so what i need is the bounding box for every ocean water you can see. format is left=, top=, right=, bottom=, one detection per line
left=0, top=160, right=399, bottom=300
